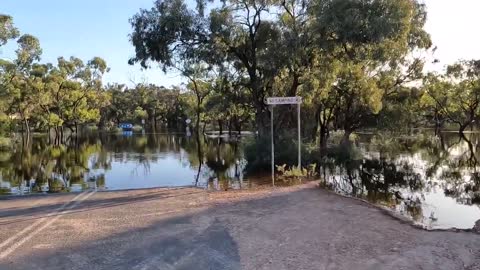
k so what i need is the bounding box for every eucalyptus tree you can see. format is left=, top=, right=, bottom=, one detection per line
left=424, top=60, right=480, bottom=134
left=129, top=0, right=286, bottom=137
left=421, top=73, right=451, bottom=133
left=220, top=77, right=254, bottom=135
left=5, top=34, right=43, bottom=135
left=38, top=56, right=110, bottom=138
left=446, top=60, right=480, bottom=133
left=310, top=0, right=432, bottom=142
left=129, top=0, right=213, bottom=132
left=0, top=14, right=20, bottom=129
left=204, top=78, right=231, bottom=135
left=0, top=14, right=19, bottom=46
left=300, top=55, right=342, bottom=146
left=129, top=0, right=432, bottom=145
left=209, top=0, right=288, bottom=137
left=185, top=68, right=213, bottom=133
left=129, top=83, right=184, bottom=130
left=102, top=83, right=187, bottom=130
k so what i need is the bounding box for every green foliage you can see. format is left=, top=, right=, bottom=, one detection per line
left=276, top=163, right=317, bottom=181
left=0, top=136, right=12, bottom=149
left=100, top=83, right=187, bottom=129
left=127, top=0, right=433, bottom=142
left=0, top=14, right=19, bottom=47
left=0, top=2, right=478, bottom=170
left=423, top=60, right=480, bottom=132
left=0, top=16, right=113, bottom=137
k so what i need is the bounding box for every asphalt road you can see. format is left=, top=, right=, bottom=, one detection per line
left=0, top=185, right=479, bottom=270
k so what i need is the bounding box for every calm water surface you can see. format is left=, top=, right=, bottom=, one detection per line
left=321, top=131, right=480, bottom=230
left=1, top=131, right=479, bottom=230
left=0, top=133, right=250, bottom=195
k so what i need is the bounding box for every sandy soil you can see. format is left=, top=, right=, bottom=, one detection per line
left=0, top=183, right=479, bottom=270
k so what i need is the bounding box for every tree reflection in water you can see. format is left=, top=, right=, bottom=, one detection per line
left=320, top=132, right=480, bottom=229
left=1, top=131, right=479, bottom=229
left=0, top=133, right=247, bottom=195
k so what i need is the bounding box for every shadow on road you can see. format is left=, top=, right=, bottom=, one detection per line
left=1, top=188, right=479, bottom=270
left=0, top=189, right=205, bottom=225
left=0, top=207, right=241, bottom=270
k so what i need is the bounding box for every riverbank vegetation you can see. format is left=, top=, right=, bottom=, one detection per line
left=1, top=0, right=480, bottom=160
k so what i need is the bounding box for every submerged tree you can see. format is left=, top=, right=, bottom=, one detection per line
left=310, top=0, right=431, bottom=142
left=129, top=0, right=431, bottom=145
left=424, top=60, right=480, bottom=134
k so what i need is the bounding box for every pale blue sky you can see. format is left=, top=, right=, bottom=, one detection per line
left=0, top=0, right=183, bottom=87
left=1, top=0, right=479, bottom=86
left=423, top=0, right=480, bottom=72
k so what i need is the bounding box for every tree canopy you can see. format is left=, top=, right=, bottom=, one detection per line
left=0, top=1, right=479, bottom=155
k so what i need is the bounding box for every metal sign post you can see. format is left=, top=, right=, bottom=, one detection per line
left=270, top=105, right=275, bottom=186
left=297, top=102, right=301, bottom=167
left=266, top=96, right=302, bottom=186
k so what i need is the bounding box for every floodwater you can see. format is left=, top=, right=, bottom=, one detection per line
left=320, top=131, right=480, bottom=230
left=1, top=130, right=479, bottom=230
left=0, top=132, right=250, bottom=195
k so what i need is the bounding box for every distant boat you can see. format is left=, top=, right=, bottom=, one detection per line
left=119, top=123, right=133, bottom=131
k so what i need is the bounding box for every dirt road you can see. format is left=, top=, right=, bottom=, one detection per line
left=0, top=184, right=479, bottom=270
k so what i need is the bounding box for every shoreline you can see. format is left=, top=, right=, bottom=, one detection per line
left=1, top=181, right=479, bottom=269
left=2, top=180, right=479, bottom=233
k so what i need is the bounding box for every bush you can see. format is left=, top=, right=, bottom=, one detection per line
left=108, top=126, right=123, bottom=133
left=276, top=163, right=317, bottom=180
left=132, top=125, right=144, bottom=131
left=0, top=137, right=12, bottom=150
left=244, top=130, right=314, bottom=173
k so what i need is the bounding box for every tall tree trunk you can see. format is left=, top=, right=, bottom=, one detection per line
left=202, top=121, right=207, bottom=135
left=54, top=127, right=58, bottom=145
left=48, top=126, right=52, bottom=144
left=228, top=120, right=233, bottom=136
left=194, top=134, right=203, bottom=187
left=235, top=120, right=242, bottom=135
left=434, top=116, right=441, bottom=136
left=342, top=129, right=352, bottom=144
left=313, top=109, right=320, bottom=141
left=195, top=109, right=201, bottom=136
left=60, top=126, right=64, bottom=144
left=255, top=108, right=268, bottom=138
left=319, top=124, right=328, bottom=149
left=218, top=120, right=223, bottom=135
left=459, top=122, right=472, bottom=135
left=23, top=118, right=30, bottom=136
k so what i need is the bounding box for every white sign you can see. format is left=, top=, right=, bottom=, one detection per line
left=266, top=96, right=302, bottom=105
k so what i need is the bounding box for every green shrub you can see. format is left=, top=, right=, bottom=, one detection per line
left=132, top=125, right=144, bottom=131
left=0, top=137, right=12, bottom=150
left=108, top=126, right=123, bottom=133
left=244, top=131, right=314, bottom=173
left=276, top=163, right=317, bottom=180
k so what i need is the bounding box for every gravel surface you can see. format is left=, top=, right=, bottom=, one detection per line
left=0, top=184, right=479, bottom=270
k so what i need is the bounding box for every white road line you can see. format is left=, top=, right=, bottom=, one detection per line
left=0, top=191, right=94, bottom=259
left=0, top=191, right=87, bottom=251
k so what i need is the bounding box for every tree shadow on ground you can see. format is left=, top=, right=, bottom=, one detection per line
left=0, top=188, right=205, bottom=225
left=0, top=204, right=242, bottom=270
left=1, top=188, right=479, bottom=270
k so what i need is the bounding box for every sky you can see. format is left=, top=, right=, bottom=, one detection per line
left=0, top=0, right=183, bottom=87
left=1, top=0, right=480, bottom=87
left=423, top=0, right=480, bottom=71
